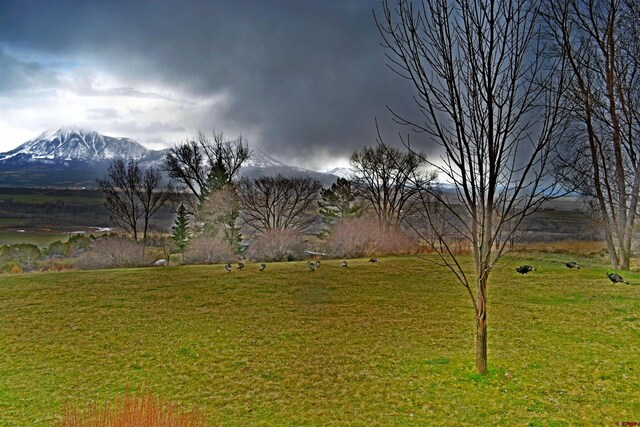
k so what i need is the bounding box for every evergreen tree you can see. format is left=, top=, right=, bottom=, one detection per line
left=172, top=204, right=190, bottom=253
left=202, top=155, right=230, bottom=200
left=318, top=178, right=362, bottom=228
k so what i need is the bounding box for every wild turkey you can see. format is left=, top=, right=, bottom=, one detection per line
left=607, top=272, right=629, bottom=284
left=237, top=262, right=245, bottom=270
left=259, top=263, right=266, bottom=272
left=369, top=258, right=379, bottom=263
left=342, top=260, right=348, bottom=268
left=224, top=263, right=232, bottom=272
left=316, top=260, right=321, bottom=268
left=565, top=261, right=580, bottom=269
left=516, top=265, right=535, bottom=275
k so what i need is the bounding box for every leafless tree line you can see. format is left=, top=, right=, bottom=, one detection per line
left=543, top=0, right=640, bottom=269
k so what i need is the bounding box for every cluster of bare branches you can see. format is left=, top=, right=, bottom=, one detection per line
left=97, top=160, right=175, bottom=245
left=350, top=140, right=436, bottom=232
left=236, top=175, right=323, bottom=236
left=543, top=0, right=640, bottom=269
left=164, top=131, right=250, bottom=209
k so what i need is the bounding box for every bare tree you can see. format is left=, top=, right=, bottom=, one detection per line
left=98, top=160, right=142, bottom=241
left=98, top=160, right=174, bottom=243
left=350, top=140, right=435, bottom=232
left=376, top=0, right=567, bottom=374
left=137, top=167, right=175, bottom=246
left=543, top=0, right=640, bottom=269
left=236, top=175, right=322, bottom=235
left=164, top=130, right=250, bottom=207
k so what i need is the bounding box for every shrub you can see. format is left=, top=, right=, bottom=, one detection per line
left=46, top=240, right=70, bottom=258
left=245, top=229, right=308, bottom=262
left=60, top=391, right=206, bottom=426
left=76, top=237, right=151, bottom=270
left=183, top=236, right=235, bottom=265
left=2, top=243, right=41, bottom=271
left=0, top=245, right=10, bottom=263
left=67, top=234, right=94, bottom=257
left=325, top=217, right=416, bottom=258
left=1, top=260, right=22, bottom=274
left=38, top=259, right=70, bottom=272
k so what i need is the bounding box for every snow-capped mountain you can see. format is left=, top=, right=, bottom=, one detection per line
left=241, top=148, right=338, bottom=186
left=0, top=127, right=166, bottom=165
left=244, top=148, right=287, bottom=168
left=0, top=128, right=340, bottom=187
left=322, top=167, right=354, bottom=180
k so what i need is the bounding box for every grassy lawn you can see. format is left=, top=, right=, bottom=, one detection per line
left=0, top=255, right=638, bottom=425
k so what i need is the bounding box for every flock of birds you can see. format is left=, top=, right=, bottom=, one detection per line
left=515, top=261, right=631, bottom=285
left=223, top=257, right=630, bottom=285
left=223, top=257, right=380, bottom=273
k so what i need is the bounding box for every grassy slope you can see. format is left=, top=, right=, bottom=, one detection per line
left=0, top=255, right=638, bottom=426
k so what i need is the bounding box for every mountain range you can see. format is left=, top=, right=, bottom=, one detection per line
left=0, top=128, right=346, bottom=187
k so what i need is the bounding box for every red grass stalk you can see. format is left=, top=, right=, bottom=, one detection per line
left=60, top=391, right=206, bottom=427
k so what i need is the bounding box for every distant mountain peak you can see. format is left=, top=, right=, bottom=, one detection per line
left=38, top=126, right=96, bottom=138
left=323, top=166, right=354, bottom=179
left=0, top=128, right=340, bottom=187
left=0, top=128, right=153, bottom=163
left=245, top=148, right=287, bottom=168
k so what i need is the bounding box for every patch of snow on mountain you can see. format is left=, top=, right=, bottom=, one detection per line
left=323, top=167, right=354, bottom=179
left=244, top=148, right=287, bottom=168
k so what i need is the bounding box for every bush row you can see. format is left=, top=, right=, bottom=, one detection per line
left=3, top=217, right=418, bottom=272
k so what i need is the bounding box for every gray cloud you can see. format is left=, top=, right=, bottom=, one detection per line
left=86, top=108, right=119, bottom=120
left=106, top=120, right=186, bottom=137
left=0, top=0, right=425, bottom=165
left=0, top=48, right=61, bottom=93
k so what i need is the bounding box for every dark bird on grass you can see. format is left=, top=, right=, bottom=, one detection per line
left=607, top=272, right=629, bottom=284
left=342, top=260, right=348, bottom=268
left=316, top=260, right=321, bottom=268
left=516, top=265, right=535, bottom=275
left=259, top=263, right=266, bottom=272
left=566, top=261, right=580, bottom=269
left=308, top=261, right=315, bottom=272
left=237, top=262, right=245, bottom=270
left=369, top=258, right=379, bottom=263
left=224, top=263, right=232, bottom=272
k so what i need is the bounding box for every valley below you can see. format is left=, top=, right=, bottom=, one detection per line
left=0, top=187, right=170, bottom=246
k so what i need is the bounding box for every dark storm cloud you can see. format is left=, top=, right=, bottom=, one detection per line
left=0, top=0, right=425, bottom=162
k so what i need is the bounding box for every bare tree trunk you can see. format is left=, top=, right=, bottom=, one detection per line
left=475, top=275, right=488, bottom=375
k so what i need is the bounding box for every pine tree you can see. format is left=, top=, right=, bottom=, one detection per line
left=318, top=178, right=362, bottom=228
left=172, top=204, right=190, bottom=253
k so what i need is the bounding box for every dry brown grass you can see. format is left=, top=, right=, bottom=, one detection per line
left=520, top=240, right=607, bottom=255
left=416, top=239, right=473, bottom=255
left=60, top=391, right=206, bottom=427
left=325, top=217, right=416, bottom=258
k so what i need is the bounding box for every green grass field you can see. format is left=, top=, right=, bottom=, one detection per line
left=0, top=232, right=72, bottom=246
left=0, top=255, right=639, bottom=425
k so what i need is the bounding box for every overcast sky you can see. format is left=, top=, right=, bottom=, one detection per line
left=0, top=0, right=424, bottom=170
